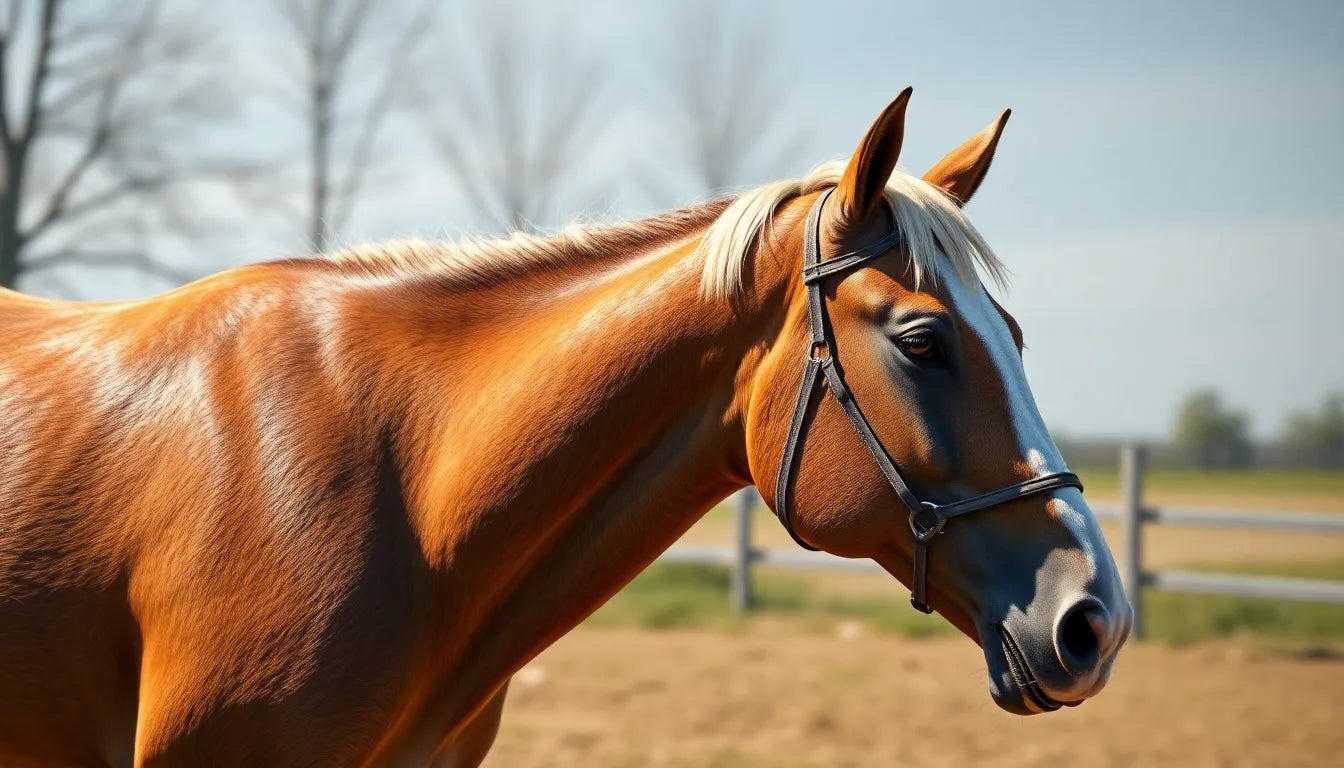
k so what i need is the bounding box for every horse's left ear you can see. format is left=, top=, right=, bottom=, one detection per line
left=922, top=109, right=1011, bottom=206
left=833, top=87, right=913, bottom=225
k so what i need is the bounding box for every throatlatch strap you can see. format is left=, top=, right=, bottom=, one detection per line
left=912, top=538, right=931, bottom=612
left=773, top=357, right=825, bottom=551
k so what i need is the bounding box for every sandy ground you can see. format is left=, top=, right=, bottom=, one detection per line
left=485, top=625, right=1344, bottom=767
left=485, top=489, right=1344, bottom=767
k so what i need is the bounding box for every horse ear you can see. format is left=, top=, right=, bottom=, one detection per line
left=833, top=87, right=913, bottom=226
left=922, top=109, right=1011, bottom=206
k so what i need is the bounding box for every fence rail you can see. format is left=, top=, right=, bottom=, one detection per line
left=661, top=444, right=1344, bottom=636
left=1094, top=504, right=1344, bottom=533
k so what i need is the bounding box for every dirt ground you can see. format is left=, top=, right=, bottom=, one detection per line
left=484, top=485, right=1344, bottom=766
left=485, top=625, right=1344, bottom=767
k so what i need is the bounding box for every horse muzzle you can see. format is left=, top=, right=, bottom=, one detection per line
left=983, top=594, right=1134, bottom=715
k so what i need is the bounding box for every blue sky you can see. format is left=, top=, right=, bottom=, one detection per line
left=33, top=0, right=1344, bottom=440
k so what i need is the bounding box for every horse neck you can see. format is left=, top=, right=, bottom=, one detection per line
left=335, top=218, right=796, bottom=716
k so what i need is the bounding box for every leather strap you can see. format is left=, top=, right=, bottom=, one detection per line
left=773, top=357, right=825, bottom=551
left=801, top=230, right=905, bottom=284
left=771, top=188, right=1085, bottom=614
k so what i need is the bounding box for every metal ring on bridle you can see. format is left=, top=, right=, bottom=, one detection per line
left=909, top=503, right=945, bottom=541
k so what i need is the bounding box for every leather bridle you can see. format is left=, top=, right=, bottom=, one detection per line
left=772, top=188, right=1083, bottom=613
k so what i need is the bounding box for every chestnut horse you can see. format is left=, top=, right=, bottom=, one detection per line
left=0, top=91, right=1130, bottom=766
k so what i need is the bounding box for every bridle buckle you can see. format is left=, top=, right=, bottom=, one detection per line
left=909, top=502, right=945, bottom=541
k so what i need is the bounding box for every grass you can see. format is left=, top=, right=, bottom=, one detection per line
left=587, top=562, right=950, bottom=637
left=588, top=560, right=1344, bottom=646
left=612, top=468, right=1344, bottom=643
left=1141, top=560, right=1344, bottom=645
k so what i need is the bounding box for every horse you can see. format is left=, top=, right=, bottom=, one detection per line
left=0, top=89, right=1131, bottom=766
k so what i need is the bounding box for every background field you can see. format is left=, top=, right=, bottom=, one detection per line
left=485, top=468, right=1344, bottom=767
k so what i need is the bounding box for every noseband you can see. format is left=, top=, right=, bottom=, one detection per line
left=772, top=188, right=1083, bottom=613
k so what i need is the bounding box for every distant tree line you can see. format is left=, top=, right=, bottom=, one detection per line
left=1279, top=392, right=1344, bottom=468
left=1171, top=389, right=1253, bottom=468
left=1167, top=389, right=1342, bottom=469
left=1052, top=389, right=1343, bottom=470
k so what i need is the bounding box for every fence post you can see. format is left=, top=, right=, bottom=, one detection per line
left=731, top=488, right=754, bottom=612
left=1119, top=444, right=1146, bottom=639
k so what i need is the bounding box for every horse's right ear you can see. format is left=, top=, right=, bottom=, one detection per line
left=832, top=88, right=913, bottom=227
left=922, top=109, right=1010, bottom=206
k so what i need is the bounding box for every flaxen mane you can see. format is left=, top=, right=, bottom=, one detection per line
left=699, top=161, right=1008, bottom=299
left=319, top=162, right=1005, bottom=299
left=321, top=201, right=731, bottom=290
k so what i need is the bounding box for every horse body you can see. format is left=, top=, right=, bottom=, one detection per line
left=0, top=210, right=770, bottom=765
left=0, top=91, right=1132, bottom=766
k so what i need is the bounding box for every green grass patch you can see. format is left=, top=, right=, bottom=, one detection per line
left=591, top=560, right=1344, bottom=647
left=1073, top=466, right=1344, bottom=498
left=1141, top=560, right=1344, bottom=645
left=587, top=562, right=949, bottom=637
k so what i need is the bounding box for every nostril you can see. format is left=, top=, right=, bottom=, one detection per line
left=1056, top=602, right=1102, bottom=673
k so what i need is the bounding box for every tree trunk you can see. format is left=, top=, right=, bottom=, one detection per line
left=310, top=82, right=331, bottom=255
left=0, top=164, right=24, bottom=291
left=0, top=233, right=18, bottom=291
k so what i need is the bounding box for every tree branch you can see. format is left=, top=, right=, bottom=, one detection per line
left=654, top=0, right=800, bottom=199
left=0, top=13, right=11, bottom=146
left=1, top=0, right=251, bottom=292
left=327, top=0, right=374, bottom=86
left=329, top=0, right=435, bottom=232
left=24, top=247, right=196, bottom=284
left=273, top=0, right=436, bottom=248
left=19, top=0, right=61, bottom=145
left=426, top=1, right=607, bottom=234
left=23, top=104, right=111, bottom=241
left=3, top=0, right=23, bottom=35
left=32, top=169, right=174, bottom=240
left=23, top=1, right=163, bottom=243
left=426, top=115, right=503, bottom=228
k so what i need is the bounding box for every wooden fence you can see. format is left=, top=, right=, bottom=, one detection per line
left=661, top=445, right=1344, bottom=637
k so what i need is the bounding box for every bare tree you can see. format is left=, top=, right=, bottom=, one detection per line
left=424, top=1, right=608, bottom=235
left=275, top=0, right=434, bottom=254
left=656, top=0, right=804, bottom=199
left=0, top=0, right=239, bottom=293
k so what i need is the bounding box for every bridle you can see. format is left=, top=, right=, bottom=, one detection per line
left=772, top=188, right=1083, bottom=614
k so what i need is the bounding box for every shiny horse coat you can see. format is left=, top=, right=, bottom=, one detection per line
left=0, top=91, right=1129, bottom=766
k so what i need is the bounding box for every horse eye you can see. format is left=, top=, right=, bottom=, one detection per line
left=897, top=332, right=941, bottom=362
